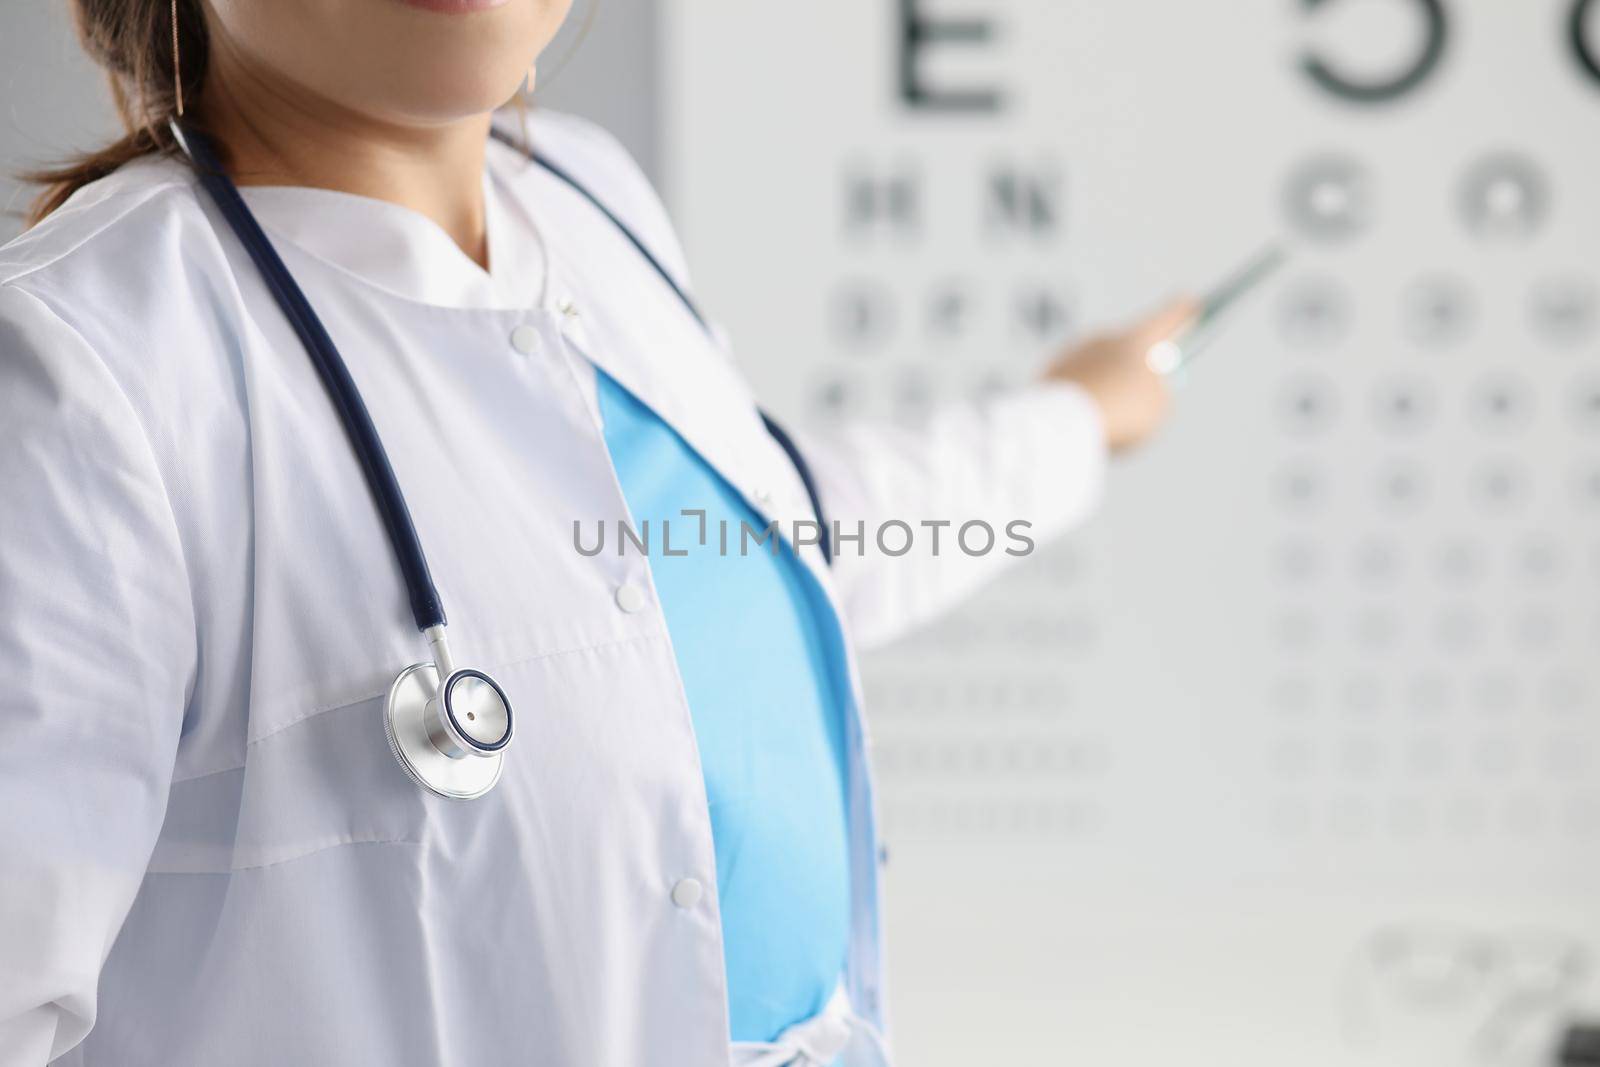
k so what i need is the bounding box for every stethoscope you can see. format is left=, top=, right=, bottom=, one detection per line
left=170, top=120, right=832, bottom=800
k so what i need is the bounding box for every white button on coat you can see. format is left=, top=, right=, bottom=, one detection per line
left=614, top=582, right=649, bottom=614
left=510, top=323, right=541, bottom=355
left=671, top=878, right=703, bottom=909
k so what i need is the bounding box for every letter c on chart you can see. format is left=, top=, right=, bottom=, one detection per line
left=1300, top=0, right=1449, bottom=104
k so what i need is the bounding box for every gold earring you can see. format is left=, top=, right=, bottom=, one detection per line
left=171, top=0, right=184, bottom=117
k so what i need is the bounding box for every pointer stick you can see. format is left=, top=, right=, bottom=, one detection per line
left=1147, top=243, right=1290, bottom=377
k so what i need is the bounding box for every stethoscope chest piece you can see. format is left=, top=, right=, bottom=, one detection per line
left=172, top=120, right=523, bottom=803
left=384, top=663, right=513, bottom=800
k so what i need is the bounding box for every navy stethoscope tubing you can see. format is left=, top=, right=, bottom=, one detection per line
left=171, top=120, right=830, bottom=798
left=172, top=124, right=448, bottom=633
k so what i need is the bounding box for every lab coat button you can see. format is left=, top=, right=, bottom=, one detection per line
left=510, top=324, right=541, bottom=355
left=615, top=583, right=649, bottom=614
left=670, top=878, right=703, bottom=909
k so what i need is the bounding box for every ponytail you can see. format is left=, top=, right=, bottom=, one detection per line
left=22, top=0, right=207, bottom=228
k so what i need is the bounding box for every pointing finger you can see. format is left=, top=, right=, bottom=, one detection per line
left=1131, top=295, right=1202, bottom=348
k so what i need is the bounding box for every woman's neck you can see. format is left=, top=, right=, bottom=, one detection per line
left=200, top=46, right=494, bottom=270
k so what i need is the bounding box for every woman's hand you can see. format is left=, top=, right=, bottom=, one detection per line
left=1042, top=297, right=1200, bottom=453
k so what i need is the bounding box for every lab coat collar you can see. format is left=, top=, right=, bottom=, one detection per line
left=237, top=130, right=833, bottom=583
left=238, top=139, right=546, bottom=312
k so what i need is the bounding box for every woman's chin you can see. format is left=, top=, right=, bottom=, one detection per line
left=389, top=0, right=513, bottom=13
left=323, top=1, right=550, bottom=124
left=365, top=61, right=531, bottom=126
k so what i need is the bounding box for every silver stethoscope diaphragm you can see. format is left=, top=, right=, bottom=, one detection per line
left=384, top=626, right=512, bottom=800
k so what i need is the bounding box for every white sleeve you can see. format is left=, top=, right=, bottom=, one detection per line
left=0, top=285, right=196, bottom=1064
left=796, top=382, right=1108, bottom=651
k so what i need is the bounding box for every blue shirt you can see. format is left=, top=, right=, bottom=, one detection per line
left=594, top=369, right=851, bottom=1042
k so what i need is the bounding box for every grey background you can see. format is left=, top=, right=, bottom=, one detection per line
left=0, top=0, right=655, bottom=240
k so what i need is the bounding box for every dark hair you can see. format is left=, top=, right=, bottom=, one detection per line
left=23, top=0, right=207, bottom=227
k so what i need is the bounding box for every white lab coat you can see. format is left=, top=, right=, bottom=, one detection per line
left=0, top=110, right=1106, bottom=1066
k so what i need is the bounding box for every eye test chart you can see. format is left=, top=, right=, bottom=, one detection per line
left=663, top=1, right=1600, bottom=1063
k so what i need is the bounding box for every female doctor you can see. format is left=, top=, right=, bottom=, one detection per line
left=0, top=0, right=1191, bottom=1064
